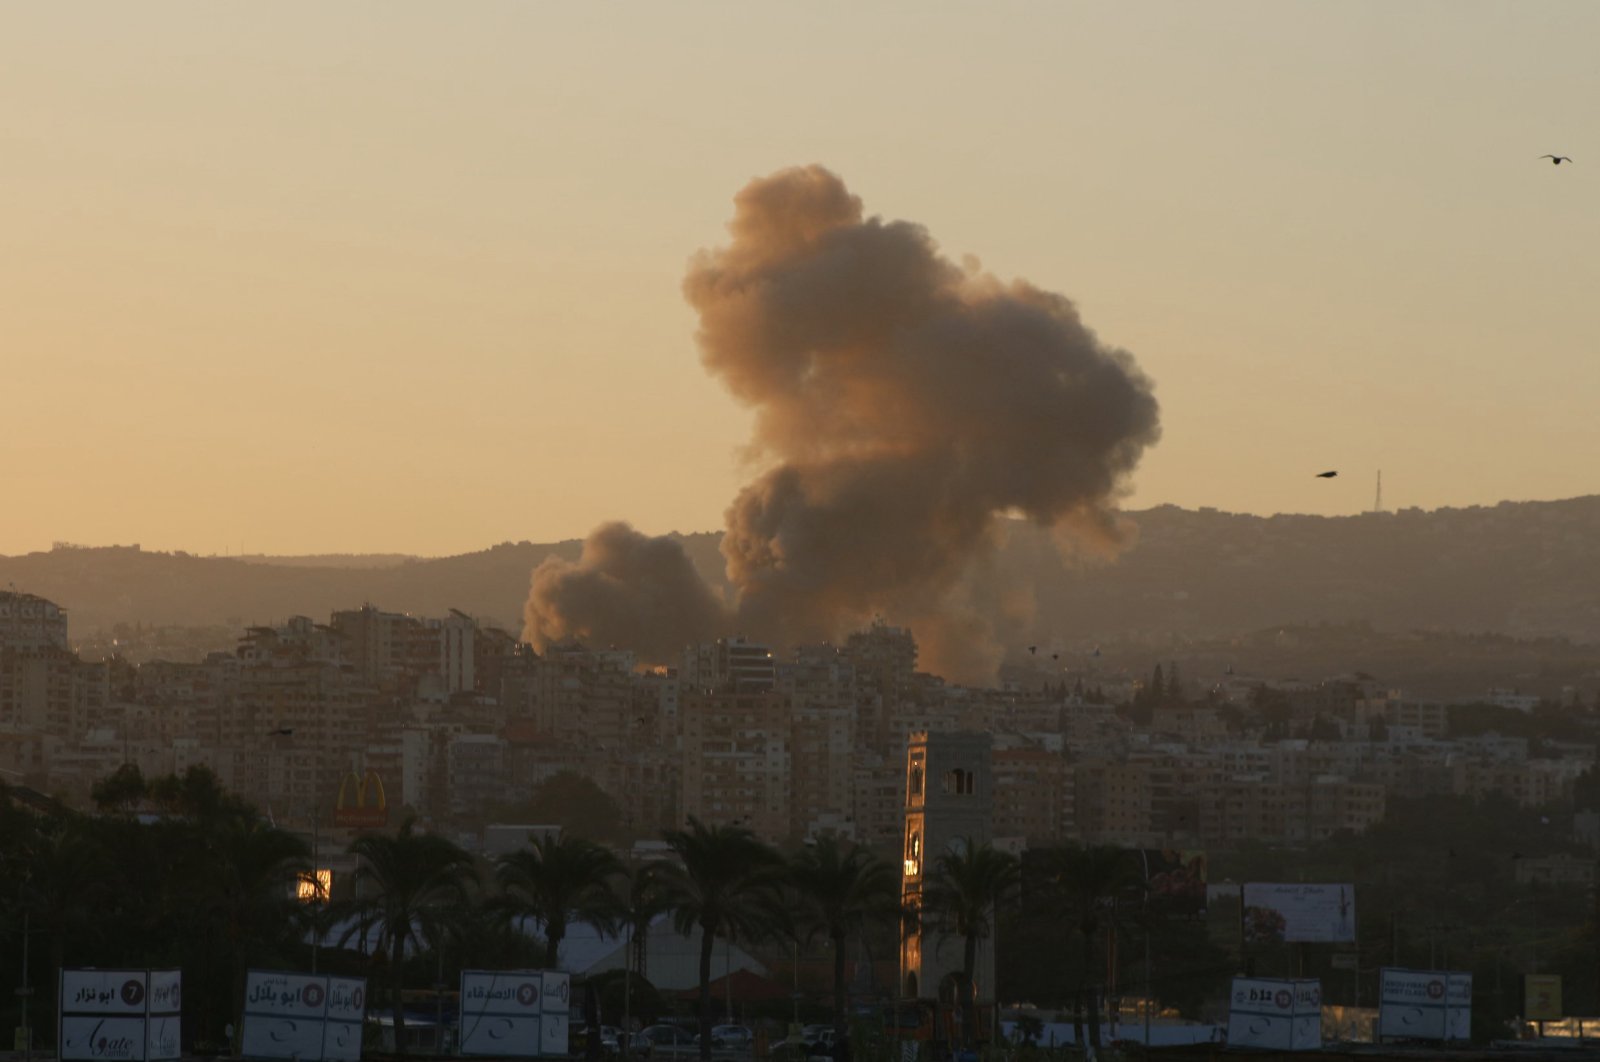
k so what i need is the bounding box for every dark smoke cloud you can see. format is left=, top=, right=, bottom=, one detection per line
left=523, top=522, right=730, bottom=664
left=525, top=166, right=1160, bottom=680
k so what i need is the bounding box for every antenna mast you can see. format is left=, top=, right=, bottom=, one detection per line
left=1374, top=470, right=1383, bottom=513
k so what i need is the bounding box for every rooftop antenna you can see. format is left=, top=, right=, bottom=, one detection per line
left=1373, top=470, right=1383, bottom=513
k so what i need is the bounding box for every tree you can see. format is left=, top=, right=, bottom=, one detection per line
left=656, top=818, right=784, bottom=1060
left=91, top=763, right=147, bottom=815
left=920, top=839, right=1020, bottom=1044
left=330, top=818, right=478, bottom=1056
left=194, top=817, right=312, bottom=1047
left=496, top=832, right=623, bottom=968
left=789, top=836, right=899, bottom=1044
left=1045, top=845, right=1139, bottom=1051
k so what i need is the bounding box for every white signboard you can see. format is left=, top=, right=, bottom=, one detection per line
left=1242, top=883, right=1356, bottom=944
left=541, top=971, right=569, bottom=1013
left=1227, top=977, right=1322, bottom=1051
left=241, top=970, right=366, bottom=1062
left=146, top=971, right=182, bottom=1061
left=541, top=1013, right=569, bottom=1057
left=322, top=977, right=367, bottom=1062
left=460, top=970, right=545, bottom=1057
left=60, top=969, right=183, bottom=1062
left=61, top=1017, right=148, bottom=1060
left=1379, top=968, right=1471, bottom=1041
left=62, top=971, right=149, bottom=1016
left=541, top=970, right=569, bottom=1055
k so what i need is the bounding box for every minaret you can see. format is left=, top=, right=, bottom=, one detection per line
left=899, top=731, right=994, bottom=1001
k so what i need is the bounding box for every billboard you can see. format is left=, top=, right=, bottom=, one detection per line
left=542, top=971, right=570, bottom=1056
left=322, top=977, right=367, bottom=1062
left=240, top=970, right=368, bottom=1062
left=146, top=970, right=182, bottom=1061
left=1378, top=968, right=1471, bottom=1041
left=1226, top=977, right=1322, bottom=1051
left=459, top=971, right=545, bottom=1057
left=1526, top=974, right=1563, bottom=1021
left=59, top=969, right=182, bottom=1062
left=1141, top=849, right=1207, bottom=916
left=1241, top=883, right=1356, bottom=944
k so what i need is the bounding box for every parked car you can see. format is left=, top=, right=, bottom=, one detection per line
left=630, top=1025, right=696, bottom=1059
left=708, top=1026, right=754, bottom=1050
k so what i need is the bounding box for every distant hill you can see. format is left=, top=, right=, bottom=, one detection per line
left=6, top=497, right=1600, bottom=648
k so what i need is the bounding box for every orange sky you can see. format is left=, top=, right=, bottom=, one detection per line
left=5, top=3, right=1599, bottom=556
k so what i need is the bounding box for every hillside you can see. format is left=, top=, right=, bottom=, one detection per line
left=6, top=497, right=1600, bottom=651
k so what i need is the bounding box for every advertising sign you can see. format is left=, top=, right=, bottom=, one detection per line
left=1226, top=977, right=1322, bottom=1051
left=241, top=970, right=367, bottom=1062
left=1378, top=968, right=1471, bottom=1041
left=333, top=769, right=389, bottom=830
left=459, top=970, right=544, bottom=1057
left=322, top=977, right=367, bottom=1062
left=1526, top=974, right=1563, bottom=1021
left=60, top=969, right=182, bottom=1062
left=541, top=971, right=570, bottom=1056
left=146, top=970, right=183, bottom=1061
left=1141, top=849, right=1208, bottom=917
left=1241, top=883, right=1356, bottom=944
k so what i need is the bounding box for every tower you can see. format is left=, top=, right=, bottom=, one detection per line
left=899, top=731, right=994, bottom=1002
left=1374, top=470, right=1383, bottom=514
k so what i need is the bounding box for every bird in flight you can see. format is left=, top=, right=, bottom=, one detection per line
left=1315, top=471, right=1338, bottom=479
left=1540, top=155, right=1573, bottom=165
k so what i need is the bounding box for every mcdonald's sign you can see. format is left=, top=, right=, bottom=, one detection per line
left=333, top=769, right=389, bottom=829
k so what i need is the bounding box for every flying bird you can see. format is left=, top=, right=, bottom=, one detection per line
left=1315, top=471, right=1338, bottom=479
left=1539, top=155, right=1572, bottom=165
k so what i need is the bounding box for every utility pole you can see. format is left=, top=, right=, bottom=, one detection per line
left=19, top=907, right=31, bottom=1062
left=311, top=803, right=321, bottom=975
left=1139, top=850, right=1152, bottom=1051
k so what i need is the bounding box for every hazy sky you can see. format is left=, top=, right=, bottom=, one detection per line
left=5, top=2, right=1598, bottom=556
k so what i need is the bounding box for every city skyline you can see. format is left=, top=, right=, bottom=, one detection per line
left=6, top=3, right=1600, bottom=557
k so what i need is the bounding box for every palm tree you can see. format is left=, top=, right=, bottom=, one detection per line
left=656, top=818, right=784, bottom=1060
left=496, top=832, right=624, bottom=967
left=1045, top=844, right=1139, bottom=1051
left=789, top=836, right=899, bottom=1046
left=329, top=817, right=478, bottom=1057
left=920, top=839, right=1020, bottom=1044
left=193, top=817, right=312, bottom=1050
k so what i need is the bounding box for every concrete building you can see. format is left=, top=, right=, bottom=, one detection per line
left=678, top=689, right=791, bottom=840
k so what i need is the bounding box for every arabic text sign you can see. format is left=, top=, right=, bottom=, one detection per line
left=60, top=969, right=183, bottom=1062
left=1526, top=974, right=1563, bottom=1021
left=61, top=971, right=150, bottom=1016
left=1378, top=968, right=1471, bottom=1041
left=1242, top=882, right=1356, bottom=944
left=241, top=970, right=367, bottom=1062
left=323, top=977, right=367, bottom=1062
left=1227, top=977, right=1322, bottom=1052
left=460, top=971, right=546, bottom=1057
left=542, top=971, right=570, bottom=1013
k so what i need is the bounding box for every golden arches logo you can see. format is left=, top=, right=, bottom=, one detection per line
left=333, top=768, right=389, bottom=829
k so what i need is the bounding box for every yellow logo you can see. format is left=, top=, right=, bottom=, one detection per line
left=333, top=768, right=389, bottom=829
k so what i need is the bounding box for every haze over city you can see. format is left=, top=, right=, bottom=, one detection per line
left=6, top=2, right=1600, bottom=558
left=10, top=5, right=1600, bottom=1057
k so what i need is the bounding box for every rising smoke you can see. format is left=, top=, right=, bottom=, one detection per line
left=525, top=166, right=1160, bottom=680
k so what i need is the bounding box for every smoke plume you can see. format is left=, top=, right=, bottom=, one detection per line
left=526, top=166, right=1161, bottom=678
left=523, top=522, right=730, bottom=663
